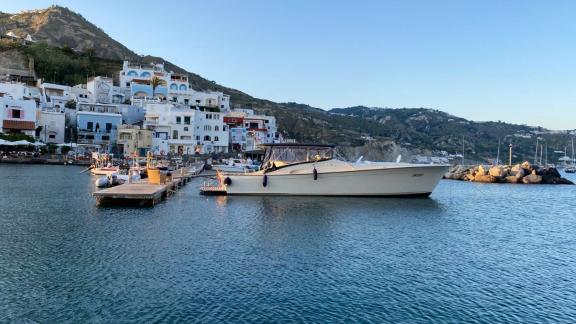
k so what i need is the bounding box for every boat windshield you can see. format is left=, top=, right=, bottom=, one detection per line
left=262, top=145, right=334, bottom=168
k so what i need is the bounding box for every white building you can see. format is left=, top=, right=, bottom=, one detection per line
left=143, top=102, right=228, bottom=155
left=37, top=109, right=66, bottom=143
left=224, top=108, right=278, bottom=151
left=38, top=82, right=73, bottom=110
left=119, top=61, right=230, bottom=111
left=0, top=97, right=37, bottom=136
left=0, top=82, right=42, bottom=101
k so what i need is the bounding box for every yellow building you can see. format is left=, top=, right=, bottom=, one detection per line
left=116, top=125, right=152, bottom=157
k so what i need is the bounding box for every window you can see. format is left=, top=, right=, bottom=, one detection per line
left=86, top=134, right=95, bottom=140
left=206, top=114, right=212, bottom=119
left=196, top=136, right=200, bottom=140
left=87, top=122, right=94, bottom=130
left=11, top=109, right=21, bottom=119
left=102, top=135, right=110, bottom=141
left=221, top=105, right=224, bottom=109
left=184, top=127, right=189, bottom=131
left=204, top=135, right=211, bottom=141
left=172, top=130, right=178, bottom=139
left=105, top=123, right=112, bottom=131
left=215, top=136, right=219, bottom=142
left=214, top=126, right=219, bottom=131
left=223, top=125, right=227, bottom=131
left=203, top=125, right=212, bottom=131
left=49, top=134, right=55, bottom=139
left=126, top=82, right=130, bottom=87
left=176, top=116, right=181, bottom=124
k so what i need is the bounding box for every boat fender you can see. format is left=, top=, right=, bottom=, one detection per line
left=263, top=175, right=268, bottom=187
left=313, top=167, right=318, bottom=180
left=224, top=177, right=232, bottom=186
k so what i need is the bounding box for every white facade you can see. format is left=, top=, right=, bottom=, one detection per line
left=0, top=82, right=42, bottom=100
left=37, top=109, right=66, bottom=143
left=225, top=108, right=278, bottom=151
left=120, top=61, right=230, bottom=111
left=143, top=102, right=228, bottom=155
left=0, top=97, right=37, bottom=136
left=39, top=82, right=73, bottom=110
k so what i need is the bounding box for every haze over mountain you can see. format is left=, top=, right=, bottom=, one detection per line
left=1, top=5, right=574, bottom=162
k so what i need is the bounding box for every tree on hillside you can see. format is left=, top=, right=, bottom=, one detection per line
left=150, top=76, right=166, bottom=99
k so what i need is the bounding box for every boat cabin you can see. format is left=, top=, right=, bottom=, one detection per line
left=261, top=144, right=335, bottom=170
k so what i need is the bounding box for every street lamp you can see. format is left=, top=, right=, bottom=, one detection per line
left=508, top=144, right=513, bottom=167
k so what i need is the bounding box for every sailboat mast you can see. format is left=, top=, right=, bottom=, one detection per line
left=496, top=138, right=501, bottom=166
left=534, top=138, right=539, bottom=165
left=572, top=136, right=574, bottom=165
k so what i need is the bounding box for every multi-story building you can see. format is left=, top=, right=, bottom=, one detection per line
left=76, top=103, right=122, bottom=152
left=119, top=61, right=230, bottom=111
left=36, top=108, right=65, bottom=144
left=0, top=97, right=37, bottom=136
left=117, top=125, right=152, bottom=157
left=39, top=82, right=72, bottom=110
left=224, top=108, right=278, bottom=151
left=143, top=102, right=228, bottom=155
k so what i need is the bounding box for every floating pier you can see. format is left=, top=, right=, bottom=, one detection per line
left=93, top=168, right=196, bottom=206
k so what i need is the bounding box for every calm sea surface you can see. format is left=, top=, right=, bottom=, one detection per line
left=1, top=164, right=575, bottom=323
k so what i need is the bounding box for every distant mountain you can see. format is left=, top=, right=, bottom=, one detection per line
left=1, top=6, right=573, bottom=162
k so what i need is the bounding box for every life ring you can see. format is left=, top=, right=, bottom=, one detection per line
left=263, top=175, right=268, bottom=187
left=313, top=167, right=318, bottom=180
left=224, top=177, right=232, bottom=186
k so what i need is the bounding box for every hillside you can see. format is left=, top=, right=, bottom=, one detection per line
left=1, top=5, right=573, bottom=163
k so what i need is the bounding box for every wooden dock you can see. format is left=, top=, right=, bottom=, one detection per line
left=93, top=168, right=196, bottom=207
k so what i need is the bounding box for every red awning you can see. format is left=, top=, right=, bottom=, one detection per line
left=3, top=120, right=35, bottom=130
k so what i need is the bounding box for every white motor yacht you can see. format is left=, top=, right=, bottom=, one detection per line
left=214, top=144, right=448, bottom=197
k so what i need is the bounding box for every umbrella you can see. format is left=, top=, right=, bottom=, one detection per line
left=11, top=140, right=33, bottom=146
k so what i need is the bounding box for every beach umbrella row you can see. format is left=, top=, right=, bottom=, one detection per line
left=0, top=139, right=46, bottom=146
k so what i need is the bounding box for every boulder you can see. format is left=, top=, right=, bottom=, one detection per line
left=489, top=166, right=507, bottom=178
left=521, top=161, right=532, bottom=170
left=504, top=176, right=520, bottom=184
left=474, top=174, right=497, bottom=183
left=522, top=171, right=542, bottom=184
left=511, top=164, right=522, bottom=174
left=477, top=165, right=487, bottom=176
left=514, top=167, right=526, bottom=179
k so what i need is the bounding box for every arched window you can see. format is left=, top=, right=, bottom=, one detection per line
left=170, top=83, right=178, bottom=90
left=140, top=71, right=151, bottom=77
left=179, top=84, right=187, bottom=91
left=204, top=135, right=211, bottom=141
left=215, top=136, right=219, bottom=142
left=127, top=70, right=138, bottom=77
left=214, top=125, right=219, bottom=131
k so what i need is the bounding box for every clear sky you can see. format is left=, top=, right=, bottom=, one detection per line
left=2, top=0, right=575, bottom=129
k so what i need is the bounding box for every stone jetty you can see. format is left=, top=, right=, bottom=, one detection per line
left=444, top=161, right=574, bottom=185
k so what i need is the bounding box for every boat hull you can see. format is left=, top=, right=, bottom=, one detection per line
left=90, top=168, right=120, bottom=176
left=225, top=165, right=448, bottom=196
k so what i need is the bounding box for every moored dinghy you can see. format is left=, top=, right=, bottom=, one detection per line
left=204, top=144, right=449, bottom=197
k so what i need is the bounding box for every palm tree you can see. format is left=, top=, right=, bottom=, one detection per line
left=150, top=76, right=167, bottom=99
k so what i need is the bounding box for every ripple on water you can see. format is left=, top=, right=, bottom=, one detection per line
left=1, top=165, right=576, bottom=323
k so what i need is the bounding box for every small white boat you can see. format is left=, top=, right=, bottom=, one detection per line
left=95, top=171, right=141, bottom=187
left=91, top=166, right=120, bottom=176
left=209, top=144, right=449, bottom=197
left=212, top=158, right=258, bottom=173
